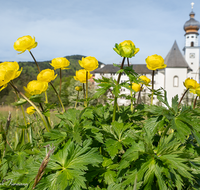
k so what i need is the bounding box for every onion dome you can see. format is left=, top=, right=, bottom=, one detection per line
left=184, top=10, right=200, bottom=35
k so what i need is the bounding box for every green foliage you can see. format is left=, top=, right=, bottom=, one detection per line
left=2, top=56, right=200, bottom=190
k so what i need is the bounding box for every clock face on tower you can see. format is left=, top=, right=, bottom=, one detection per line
left=190, top=53, right=195, bottom=58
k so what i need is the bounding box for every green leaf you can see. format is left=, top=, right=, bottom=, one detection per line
left=171, top=118, right=191, bottom=143
left=104, top=170, right=116, bottom=185
left=144, top=116, right=164, bottom=139
left=12, top=98, right=27, bottom=106
left=105, top=138, right=122, bottom=159
left=29, top=94, right=43, bottom=103
left=46, top=139, right=103, bottom=189
left=171, top=94, right=179, bottom=113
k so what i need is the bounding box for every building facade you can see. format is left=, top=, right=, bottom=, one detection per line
left=92, top=6, right=200, bottom=106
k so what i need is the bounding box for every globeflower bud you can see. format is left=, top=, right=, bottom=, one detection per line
left=37, top=69, right=57, bottom=83
left=139, top=75, right=151, bottom=86
left=113, top=40, right=139, bottom=58
left=145, top=54, right=166, bottom=70
left=26, top=106, right=36, bottom=115
left=50, top=57, right=70, bottom=70
left=184, top=78, right=199, bottom=89
left=74, top=69, right=92, bottom=83
left=79, top=56, right=98, bottom=71
left=14, top=35, right=37, bottom=54
left=131, top=83, right=142, bottom=92
left=24, top=80, right=48, bottom=96
left=75, top=86, right=83, bottom=91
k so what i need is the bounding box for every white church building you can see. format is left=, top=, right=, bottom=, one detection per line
left=92, top=5, right=200, bottom=106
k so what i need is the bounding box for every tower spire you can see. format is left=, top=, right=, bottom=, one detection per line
left=191, top=2, right=194, bottom=10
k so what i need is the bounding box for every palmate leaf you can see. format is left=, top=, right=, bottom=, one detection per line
left=144, top=116, right=164, bottom=139
left=38, top=139, right=103, bottom=189
left=104, top=122, right=132, bottom=159
left=170, top=118, right=191, bottom=143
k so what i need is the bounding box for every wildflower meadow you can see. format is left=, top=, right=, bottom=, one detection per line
left=1, top=36, right=200, bottom=189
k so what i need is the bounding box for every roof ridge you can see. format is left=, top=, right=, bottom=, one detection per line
left=164, top=41, right=191, bottom=70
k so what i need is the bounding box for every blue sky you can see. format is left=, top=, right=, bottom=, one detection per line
left=0, top=0, right=199, bottom=65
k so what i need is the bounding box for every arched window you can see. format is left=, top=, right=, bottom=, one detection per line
left=191, top=41, right=194, bottom=47
left=173, top=76, right=179, bottom=87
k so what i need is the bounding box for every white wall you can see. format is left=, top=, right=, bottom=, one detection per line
left=165, top=68, right=187, bottom=104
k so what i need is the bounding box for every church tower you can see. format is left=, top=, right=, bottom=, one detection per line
left=183, top=2, right=200, bottom=82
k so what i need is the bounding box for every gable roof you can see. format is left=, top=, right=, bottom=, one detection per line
left=165, top=41, right=192, bottom=71
left=92, top=64, right=153, bottom=74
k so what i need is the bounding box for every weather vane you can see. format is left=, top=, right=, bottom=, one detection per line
left=191, top=2, right=194, bottom=10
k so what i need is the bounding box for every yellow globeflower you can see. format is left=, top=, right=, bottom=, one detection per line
left=24, top=80, right=48, bottom=96
left=131, top=83, right=142, bottom=92
left=113, top=40, right=139, bottom=58
left=50, top=57, right=70, bottom=70
left=26, top=106, right=36, bottom=115
left=75, top=86, right=83, bottom=91
left=14, top=35, right=37, bottom=54
left=37, top=69, right=57, bottom=83
left=0, top=62, right=22, bottom=91
left=184, top=78, right=199, bottom=90
left=74, top=69, right=92, bottom=83
left=145, top=54, right=166, bottom=70
left=139, top=75, right=151, bottom=86
left=195, top=86, right=200, bottom=96
left=79, top=56, right=98, bottom=71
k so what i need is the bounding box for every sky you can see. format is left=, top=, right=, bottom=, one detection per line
left=0, top=0, right=200, bottom=65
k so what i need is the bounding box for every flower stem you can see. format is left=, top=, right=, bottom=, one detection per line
left=162, top=124, right=171, bottom=137
left=12, top=83, right=30, bottom=143
left=39, top=103, right=52, bottom=130
left=130, top=90, right=133, bottom=112
left=9, top=82, right=50, bottom=132
left=137, top=84, right=143, bottom=105
left=29, top=51, right=40, bottom=73
left=86, top=71, right=88, bottom=107
left=151, top=70, right=155, bottom=105
left=178, top=88, right=189, bottom=107
left=127, top=57, right=130, bottom=67
left=112, top=57, right=126, bottom=122
left=83, top=83, right=87, bottom=107
left=59, top=68, right=62, bottom=97
left=75, top=91, right=79, bottom=108
left=49, top=82, right=65, bottom=112
left=193, top=96, right=198, bottom=109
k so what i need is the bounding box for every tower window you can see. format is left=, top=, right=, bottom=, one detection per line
left=191, top=36, right=194, bottom=38
left=187, top=36, right=189, bottom=38
left=173, top=76, right=179, bottom=87
left=191, top=62, right=193, bottom=65
left=191, top=42, right=194, bottom=47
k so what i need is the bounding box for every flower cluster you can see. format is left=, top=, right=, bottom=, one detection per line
left=145, top=54, right=166, bottom=70
left=50, top=57, right=70, bottom=70
left=75, top=86, right=83, bottom=91
left=74, top=56, right=98, bottom=83
left=26, top=106, right=36, bottom=115
left=184, top=78, right=200, bottom=96
left=24, top=80, right=48, bottom=97
left=0, top=61, right=22, bottom=91
left=74, top=69, right=93, bottom=83
left=14, top=35, right=37, bottom=54
left=113, top=40, right=139, bottom=58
